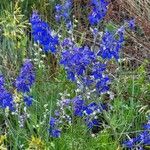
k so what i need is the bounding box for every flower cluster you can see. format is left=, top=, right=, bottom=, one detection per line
left=60, top=44, right=95, bottom=81
left=84, top=102, right=108, bottom=129
left=55, top=0, right=72, bottom=30
left=49, top=97, right=72, bottom=138
left=49, top=95, right=108, bottom=137
left=88, top=0, right=109, bottom=26
left=123, top=118, right=150, bottom=150
left=60, top=40, right=110, bottom=95
left=0, top=75, right=14, bottom=110
left=97, top=26, right=125, bottom=61
left=30, top=11, right=59, bottom=53
left=0, top=60, right=35, bottom=111
left=15, top=59, right=35, bottom=93
left=15, top=59, right=35, bottom=107
left=73, top=96, right=86, bottom=117
left=48, top=0, right=136, bottom=141
left=50, top=25, right=126, bottom=138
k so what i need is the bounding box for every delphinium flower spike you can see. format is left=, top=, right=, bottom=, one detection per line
left=30, top=11, right=59, bottom=53
left=60, top=40, right=110, bottom=95
left=15, top=59, right=35, bottom=93
left=15, top=59, right=35, bottom=107
left=49, top=96, right=72, bottom=138
left=55, top=0, right=73, bottom=30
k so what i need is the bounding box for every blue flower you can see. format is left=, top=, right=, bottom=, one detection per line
left=91, top=62, right=106, bottom=79
left=88, top=0, right=109, bottom=25
left=49, top=97, right=73, bottom=138
left=50, top=117, right=57, bottom=128
left=55, top=0, right=72, bottom=30
left=123, top=118, right=150, bottom=149
left=23, top=95, right=33, bottom=107
left=0, top=90, right=14, bottom=110
left=96, top=76, right=110, bottom=94
left=98, top=27, right=125, bottom=60
left=49, top=117, right=61, bottom=138
left=62, top=38, right=73, bottom=47
left=143, top=120, right=150, bottom=130
left=81, top=77, right=94, bottom=87
left=73, top=96, right=86, bottom=117
left=127, top=19, right=135, bottom=30
left=0, top=75, right=14, bottom=110
left=137, top=131, right=150, bottom=145
left=30, top=11, right=59, bottom=53
left=84, top=102, right=98, bottom=115
left=84, top=102, right=108, bottom=129
left=123, top=138, right=135, bottom=149
left=67, top=71, right=75, bottom=81
left=60, top=45, right=96, bottom=82
left=85, top=118, right=101, bottom=129
left=15, top=59, right=35, bottom=93
left=49, top=129, right=61, bottom=138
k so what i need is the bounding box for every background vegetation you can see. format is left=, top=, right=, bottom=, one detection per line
left=0, top=0, right=149, bottom=149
